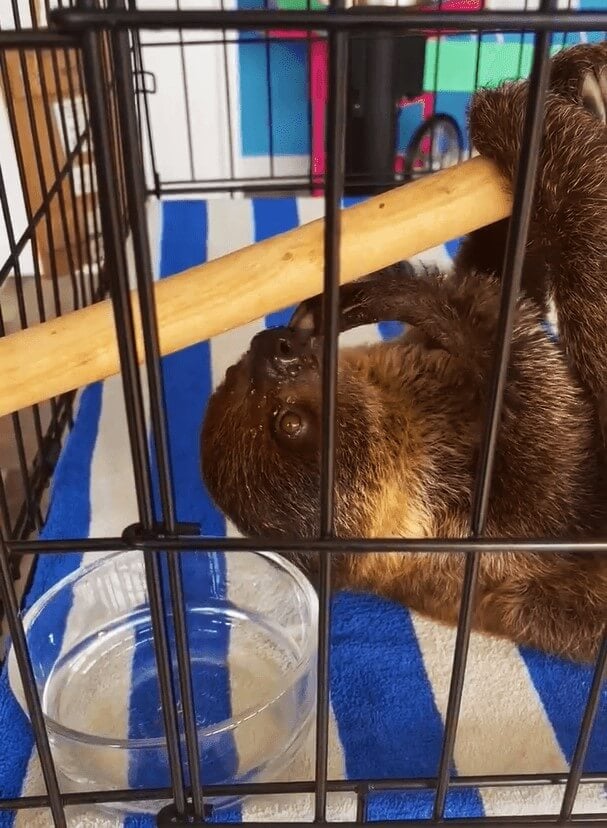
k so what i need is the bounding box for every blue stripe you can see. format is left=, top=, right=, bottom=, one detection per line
left=255, top=198, right=300, bottom=329
left=7, top=197, right=607, bottom=825
left=125, top=201, right=240, bottom=825
left=259, top=197, right=406, bottom=340
left=378, top=321, right=405, bottom=341
left=0, top=383, right=103, bottom=825
left=519, top=647, right=607, bottom=778
left=376, top=230, right=592, bottom=807
left=445, top=238, right=461, bottom=260
left=330, top=592, right=484, bottom=820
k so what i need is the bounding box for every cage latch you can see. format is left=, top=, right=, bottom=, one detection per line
left=133, top=69, right=157, bottom=95
left=122, top=521, right=201, bottom=547
left=156, top=801, right=213, bottom=826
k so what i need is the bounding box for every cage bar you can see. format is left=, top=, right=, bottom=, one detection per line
left=0, top=530, right=65, bottom=826
left=314, top=0, right=348, bottom=817
left=559, top=630, right=607, bottom=819
left=10, top=534, right=607, bottom=556
left=79, top=6, right=190, bottom=814
left=0, top=1, right=605, bottom=825
left=48, top=8, right=607, bottom=33
left=110, top=4, right=206, bottom=816
left=432, top=5, right=557, bottom=816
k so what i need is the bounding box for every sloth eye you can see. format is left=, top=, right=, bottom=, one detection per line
left=276, top=409, right=303, bottom=436
left=273, top=406, right=314, bottom=446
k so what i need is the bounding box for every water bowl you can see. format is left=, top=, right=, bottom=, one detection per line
left=7, top=548, right=318, bottom=814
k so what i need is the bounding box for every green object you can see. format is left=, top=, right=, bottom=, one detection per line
left=423, top=39, right=566, bottom=92
left=272, top=0, right=326, bottom=10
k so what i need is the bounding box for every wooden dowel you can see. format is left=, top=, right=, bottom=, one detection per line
left=0, top=155, right=511, bottom=419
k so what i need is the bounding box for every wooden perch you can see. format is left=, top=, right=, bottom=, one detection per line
left=0, top=155, right=511, bottom=419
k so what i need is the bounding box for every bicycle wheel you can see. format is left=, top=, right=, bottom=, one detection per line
left=404, top=113, right=464, bottom=180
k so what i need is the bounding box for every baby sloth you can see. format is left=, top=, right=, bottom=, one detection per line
left=202, top=44, right=607, bottom=664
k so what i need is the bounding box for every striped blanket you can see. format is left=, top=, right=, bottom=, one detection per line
left=1, top=197, right=606, bottom=826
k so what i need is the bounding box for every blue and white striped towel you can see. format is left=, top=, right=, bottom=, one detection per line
left=0, top=197, right=606, bottom=827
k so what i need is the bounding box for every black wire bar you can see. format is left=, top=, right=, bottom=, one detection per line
left=0, top=2, right=605, bottom=825
left=0, top=529, right=66, bottom=827
left=433, top=0, right=558, bottom=817
left=49, top=8, right=607, bottom=33
left=109, top=0, right=205, bottom=817
left=314, top=0, right=348, bottom=817
left=9, top=534, right=607, bottom=556
left=78, top=0, right=189, bottom=815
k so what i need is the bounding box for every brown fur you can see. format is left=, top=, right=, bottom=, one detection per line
left=201, top=44, right=607, bottom=663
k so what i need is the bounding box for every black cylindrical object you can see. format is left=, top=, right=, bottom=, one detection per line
left=344, top=32, right=426, bottom=196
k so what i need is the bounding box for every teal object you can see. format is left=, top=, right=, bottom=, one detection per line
left=271, top=0, right=326, bottom=9
left=423, top=39, right=565, bottom=93
left=423, top=31, right=607, bottom=93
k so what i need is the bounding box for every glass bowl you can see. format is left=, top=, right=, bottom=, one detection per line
left=7, top=549, right=318, bottom=814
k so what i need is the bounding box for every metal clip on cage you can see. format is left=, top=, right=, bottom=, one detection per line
left=0, top=1, right=606, bottom=826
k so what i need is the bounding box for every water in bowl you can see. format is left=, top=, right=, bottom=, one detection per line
left=43, top=601, right=311, bottom=791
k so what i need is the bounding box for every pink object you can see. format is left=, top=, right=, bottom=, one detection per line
left=267, top=29, right=311, bottom=38
left=393, top=92, right=434, bottom=174
left=310, top=38, right=327, bottom=195
left=270, top=0, right=483, bottom=193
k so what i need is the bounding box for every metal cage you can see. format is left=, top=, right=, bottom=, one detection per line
left=0, top=0, right=607, bottom=826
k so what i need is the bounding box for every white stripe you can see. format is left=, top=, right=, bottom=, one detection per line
left=147, top=198, right=162, bottom=282
left=296, top=197, right=325, bottom=227
left=340, top=324, right=383, bottom=349
left=17, top=808, right=123, bottom=828
left=411, top=615, right=566, bottom=778
left=15, top=210, right=159, bottom=826
left=87, top=373, right=145, bottom=542
left=298, top=198, right=386, bottom=349
left=204, top=198, right=353, bottom=821
left=207, top=199, right=260, bottom=540
left=411, top=614, right=606, bottom=815
left=411, top=244, right=453, bottom=274
left=16, top=374, right=141, bottom=827
left=206, top=199, right=255, bottom=280
left=224, top=552, right=355, bottom=823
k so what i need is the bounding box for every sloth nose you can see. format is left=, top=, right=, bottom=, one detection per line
left=250, top=326, right=317, bottom=385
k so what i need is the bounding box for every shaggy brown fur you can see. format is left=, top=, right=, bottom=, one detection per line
left=201, top=44, right=607, bottom=663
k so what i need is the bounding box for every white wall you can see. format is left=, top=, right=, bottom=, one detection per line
left=0, top=0, right=36, bottom=275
